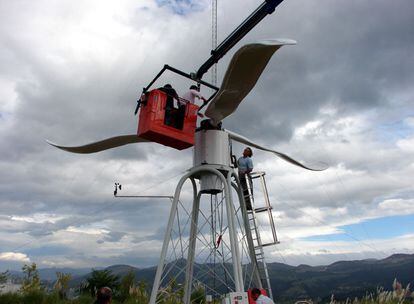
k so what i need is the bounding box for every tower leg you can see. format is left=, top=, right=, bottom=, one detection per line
left=150, top=166, right=247, bottom=303
left=225, top=170, right=243, bottom=291
left=183, top=192, right=202, bottom=304
left=149, top=172, right=197, bottom=304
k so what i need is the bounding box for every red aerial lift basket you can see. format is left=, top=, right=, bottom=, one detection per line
left=137, top=89, right=199, bottom=150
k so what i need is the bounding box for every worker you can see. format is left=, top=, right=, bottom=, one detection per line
left=158, top=84, right=179, bottom=127
left=182, top=85, right=207, bottom=105
left=176, top=85, right=207, bottom=129
left=238, top=147, right=253, bottom=210
left=251, top=288, right=274, bottom=304
left=95, top=287, right=112, bottom=304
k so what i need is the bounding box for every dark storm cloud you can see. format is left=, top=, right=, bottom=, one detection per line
left=224, top=0, right=414, bottom=143
left=25, top=245, right=70, bottom=257
left=1, top=214, right=100, bottom=238
left=0, top=0, right=413, bottom=269
left=97, top=231, right=126, bottom=244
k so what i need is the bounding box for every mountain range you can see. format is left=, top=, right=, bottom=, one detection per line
left=7, top=253, right=414, bottom=302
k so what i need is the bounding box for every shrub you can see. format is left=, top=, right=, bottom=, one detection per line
left=0, top=292, right=22, bottom=304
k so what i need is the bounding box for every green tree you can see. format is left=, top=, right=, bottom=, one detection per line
left=0, top=270, right=8, bottom=288
left=54, top=271, right=72, bottom=299
left=83, top=269, right=120, bottom=297
left=20, top=263, right=42, bottom=293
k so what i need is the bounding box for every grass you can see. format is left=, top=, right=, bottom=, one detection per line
left=329, top=279, right=413, bottom=304
left=1, top=279, right=412, bottom=303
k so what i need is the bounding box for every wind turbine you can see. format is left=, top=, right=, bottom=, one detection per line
left=48, top=1, right=326, bottom=303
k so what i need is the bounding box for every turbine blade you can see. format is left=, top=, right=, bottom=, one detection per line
left=46, top=135, right=149, bottom=154
left=225, top=129, right=328, bottom=171
left=205, top=39, right=296, bottom=123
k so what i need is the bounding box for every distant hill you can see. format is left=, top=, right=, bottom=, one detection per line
left=267, top=253, right=414, bottom=302
left=8, top=267, right=93, bottom=282
left=39, top=267, right=93, bottom=281
left=10, top=254, right=413, bottom=302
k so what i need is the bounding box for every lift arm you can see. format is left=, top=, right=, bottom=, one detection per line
left=137, top=0, right=285, bottom=115
left=195, top=0, right=285, bottom=80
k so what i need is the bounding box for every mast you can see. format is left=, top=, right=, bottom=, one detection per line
left=211, top=0, right=218, bottom=86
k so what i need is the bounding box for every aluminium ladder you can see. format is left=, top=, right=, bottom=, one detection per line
left=244, top=171, right=279, bottom=299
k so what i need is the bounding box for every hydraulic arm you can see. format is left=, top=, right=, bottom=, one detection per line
left=137, top=0, right=285, bottom=114
left=195, top=0, right=285, bottom=80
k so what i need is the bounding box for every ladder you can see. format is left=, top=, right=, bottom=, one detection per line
left=244, top=171, right=279, bottom=299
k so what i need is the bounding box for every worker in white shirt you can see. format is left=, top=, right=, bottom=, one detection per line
left=182, top=85, right=207, bottom=105
left=251, top=288, right=275, bottom=304
left=177, top=85, right=207, bottom=127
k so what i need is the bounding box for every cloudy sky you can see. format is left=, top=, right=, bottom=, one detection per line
left=0, top=0, right=413, bottom=272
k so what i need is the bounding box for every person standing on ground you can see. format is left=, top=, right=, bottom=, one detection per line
left=251, top=288, right=275, bottom=304
left=238, top=147, right=253, bottom=210
left=95, top=287, right=112, bottom=304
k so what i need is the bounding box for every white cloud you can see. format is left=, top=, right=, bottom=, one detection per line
left=378, top=198, right=414, bottom=215
left=404, top=117, right=414, bottom=127
left=11, top=213, right=64, bottom=224
left=66, top=226, right=108, bottom=235
left=266, top=233, right=414, bottom=266
left=0, top=252, right=30, bottom=262
left=396, top=137, right=414, bottom=152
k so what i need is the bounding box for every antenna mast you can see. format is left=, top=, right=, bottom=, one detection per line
left=211, top=0, right=218, bottom=86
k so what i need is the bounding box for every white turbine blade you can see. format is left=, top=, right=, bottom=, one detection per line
left=205, top=39, right=296, bottom=123
left=46, top=135, right=149, bottom=154
left=225, top=129, right=328, bottom=171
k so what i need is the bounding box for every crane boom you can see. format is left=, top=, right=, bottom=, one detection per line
left=211, top=0, right=218, bottom=86
left=195, top=0, right=285, bottom=80
left=138, top=0, right=285, bottom=114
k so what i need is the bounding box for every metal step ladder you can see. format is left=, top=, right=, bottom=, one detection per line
left=244, top=171, right=279, bottom=299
